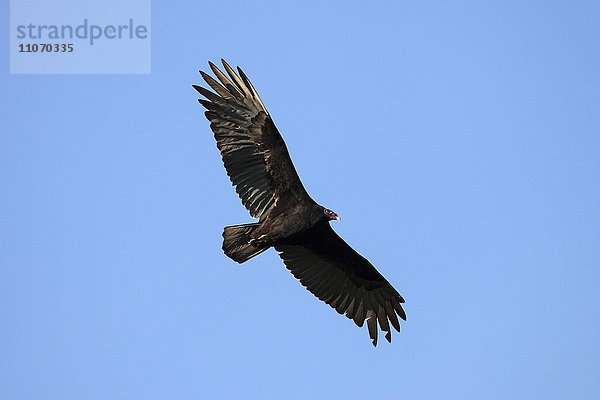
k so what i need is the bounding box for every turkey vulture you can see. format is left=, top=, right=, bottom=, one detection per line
left=193, top=60, right=406, bottom=346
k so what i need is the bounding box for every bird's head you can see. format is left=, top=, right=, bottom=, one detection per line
left=323, top=208, right=341, bottom=221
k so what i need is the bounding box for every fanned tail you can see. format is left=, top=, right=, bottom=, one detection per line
left=222, top=223, right=268, bottom=263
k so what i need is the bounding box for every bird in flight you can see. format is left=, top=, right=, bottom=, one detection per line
left=193, top=60, right=406, bottom=346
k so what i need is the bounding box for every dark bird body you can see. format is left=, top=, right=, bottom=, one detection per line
left=194, top=60, right=406, bottom=346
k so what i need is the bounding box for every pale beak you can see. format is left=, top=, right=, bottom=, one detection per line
left=334, top=215, right=341, bottom=221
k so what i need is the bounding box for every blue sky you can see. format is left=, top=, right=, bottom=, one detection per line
left=2, top=1, right=600, bottom=399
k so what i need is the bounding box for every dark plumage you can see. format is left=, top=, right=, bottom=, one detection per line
left=193, top=60, right=406, bottom=346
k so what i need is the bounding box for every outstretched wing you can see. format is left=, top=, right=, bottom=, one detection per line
left=194, top=59, right=312, bottom=219
left=275, top=223, right=406, bottom=346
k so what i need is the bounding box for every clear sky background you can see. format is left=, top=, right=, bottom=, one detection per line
left=2, top=1, right=600, bottom=399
